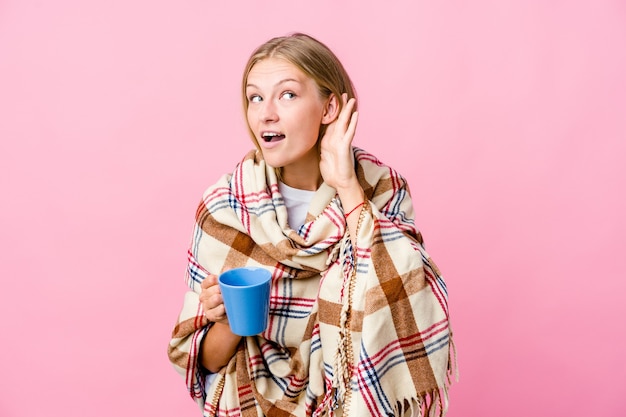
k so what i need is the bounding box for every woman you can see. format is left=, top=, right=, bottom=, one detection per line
left=168, top=33, right=455, bottom=417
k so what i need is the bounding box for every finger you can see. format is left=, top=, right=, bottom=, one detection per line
left=200, top=273, right=218, bottom=289
left=204, top=304, right=227, bottom=322
left=338, top=95, right=354, bottom=119
left=345, top=111, right=359, bottom=145
left=202, top=288, right=222, bottom=307
left=210, top=291, right=223, bottom=306
left=200, top=281, right=221, bottom=306
left=337, top=97, right=357, bottom=131
left=201, top=291, right=224, bottom=315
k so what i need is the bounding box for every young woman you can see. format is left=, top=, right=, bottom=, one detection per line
left=168, top=33, right=455, bottom=417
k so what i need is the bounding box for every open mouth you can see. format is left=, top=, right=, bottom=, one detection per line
left=262, top=132, right=286, bottom=143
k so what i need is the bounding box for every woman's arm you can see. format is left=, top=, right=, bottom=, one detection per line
left=198, top=323, right=241, bottom=373
left=335, top=180, right=366, bottom=248
left=319, top=94, right=365, bottom=246
left=198, top=274, right=242, bottom=373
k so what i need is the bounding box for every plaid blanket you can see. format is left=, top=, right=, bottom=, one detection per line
left=168, top=147, right=455, bottom=417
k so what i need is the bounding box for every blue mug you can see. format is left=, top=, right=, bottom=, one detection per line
left=218, top=267, right=272, bottom=336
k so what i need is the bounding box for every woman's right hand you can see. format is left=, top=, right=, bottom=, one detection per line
left=199, top=274, right=229, bottom=325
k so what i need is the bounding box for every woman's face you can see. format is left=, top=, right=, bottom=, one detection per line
left=245, top=58, right=332, bottom=182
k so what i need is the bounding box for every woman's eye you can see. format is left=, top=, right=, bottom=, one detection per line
left=249, top=95, right=262, bottom=103
left=281, top=92, right=296, bottom=100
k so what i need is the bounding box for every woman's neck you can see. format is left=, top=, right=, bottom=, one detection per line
left=280, top=164, right=322, bottom=191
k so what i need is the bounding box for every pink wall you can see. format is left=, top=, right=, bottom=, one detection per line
left=1, top=1, right=625, bottom=416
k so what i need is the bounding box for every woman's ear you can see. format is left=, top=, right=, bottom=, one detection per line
left=321, top=94, right=339, bottom=125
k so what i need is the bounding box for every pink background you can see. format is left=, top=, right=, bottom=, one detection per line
left=1, top=1, right=625, bottom=416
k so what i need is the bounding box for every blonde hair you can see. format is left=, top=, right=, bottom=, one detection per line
left=242, top=33, right=357, bottom=151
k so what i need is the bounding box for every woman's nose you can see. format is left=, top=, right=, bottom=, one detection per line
left=259, top=101, right=278, bottom=122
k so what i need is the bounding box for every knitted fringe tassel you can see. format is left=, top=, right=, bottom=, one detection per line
left=448, top=331, right=460, bottom=385
left=395, top=387, right=449, bottom=417
left=331, top=234, right=360, bottom=414
left=331, top=286, right=353, bottom=412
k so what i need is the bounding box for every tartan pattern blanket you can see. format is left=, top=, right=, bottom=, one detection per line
left=168, top=147, right=454, bottom=417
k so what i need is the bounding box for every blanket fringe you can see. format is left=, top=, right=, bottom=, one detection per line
left=448, top=331, right=459, bottom=385
left=331, top=282, right=353, bottom=412
left=395, top=387, right=449, bottom=417
left=331, top=234, right=360, bottom=415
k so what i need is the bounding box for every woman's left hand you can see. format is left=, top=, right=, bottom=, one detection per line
left=319, top=93, right=359, bottom=190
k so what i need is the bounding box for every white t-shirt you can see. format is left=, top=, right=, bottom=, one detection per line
left=278, top=181, right=316, bottom=229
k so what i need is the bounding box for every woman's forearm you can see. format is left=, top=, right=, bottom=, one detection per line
left=336, top=180, right=366, bottom=249
left=199, top=323, right=242, bottom=373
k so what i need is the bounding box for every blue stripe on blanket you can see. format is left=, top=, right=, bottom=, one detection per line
left=357, top=333, right=450, bottom=386
left=356, top=342, right=394, bottom=415
left=187, top=265, right=206, bottom=285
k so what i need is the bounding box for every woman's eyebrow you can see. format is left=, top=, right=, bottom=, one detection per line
left=246, top=78, right=300, bottom=89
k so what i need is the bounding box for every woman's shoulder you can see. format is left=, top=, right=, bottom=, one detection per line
left=353, top=147, right=407, bottom=182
